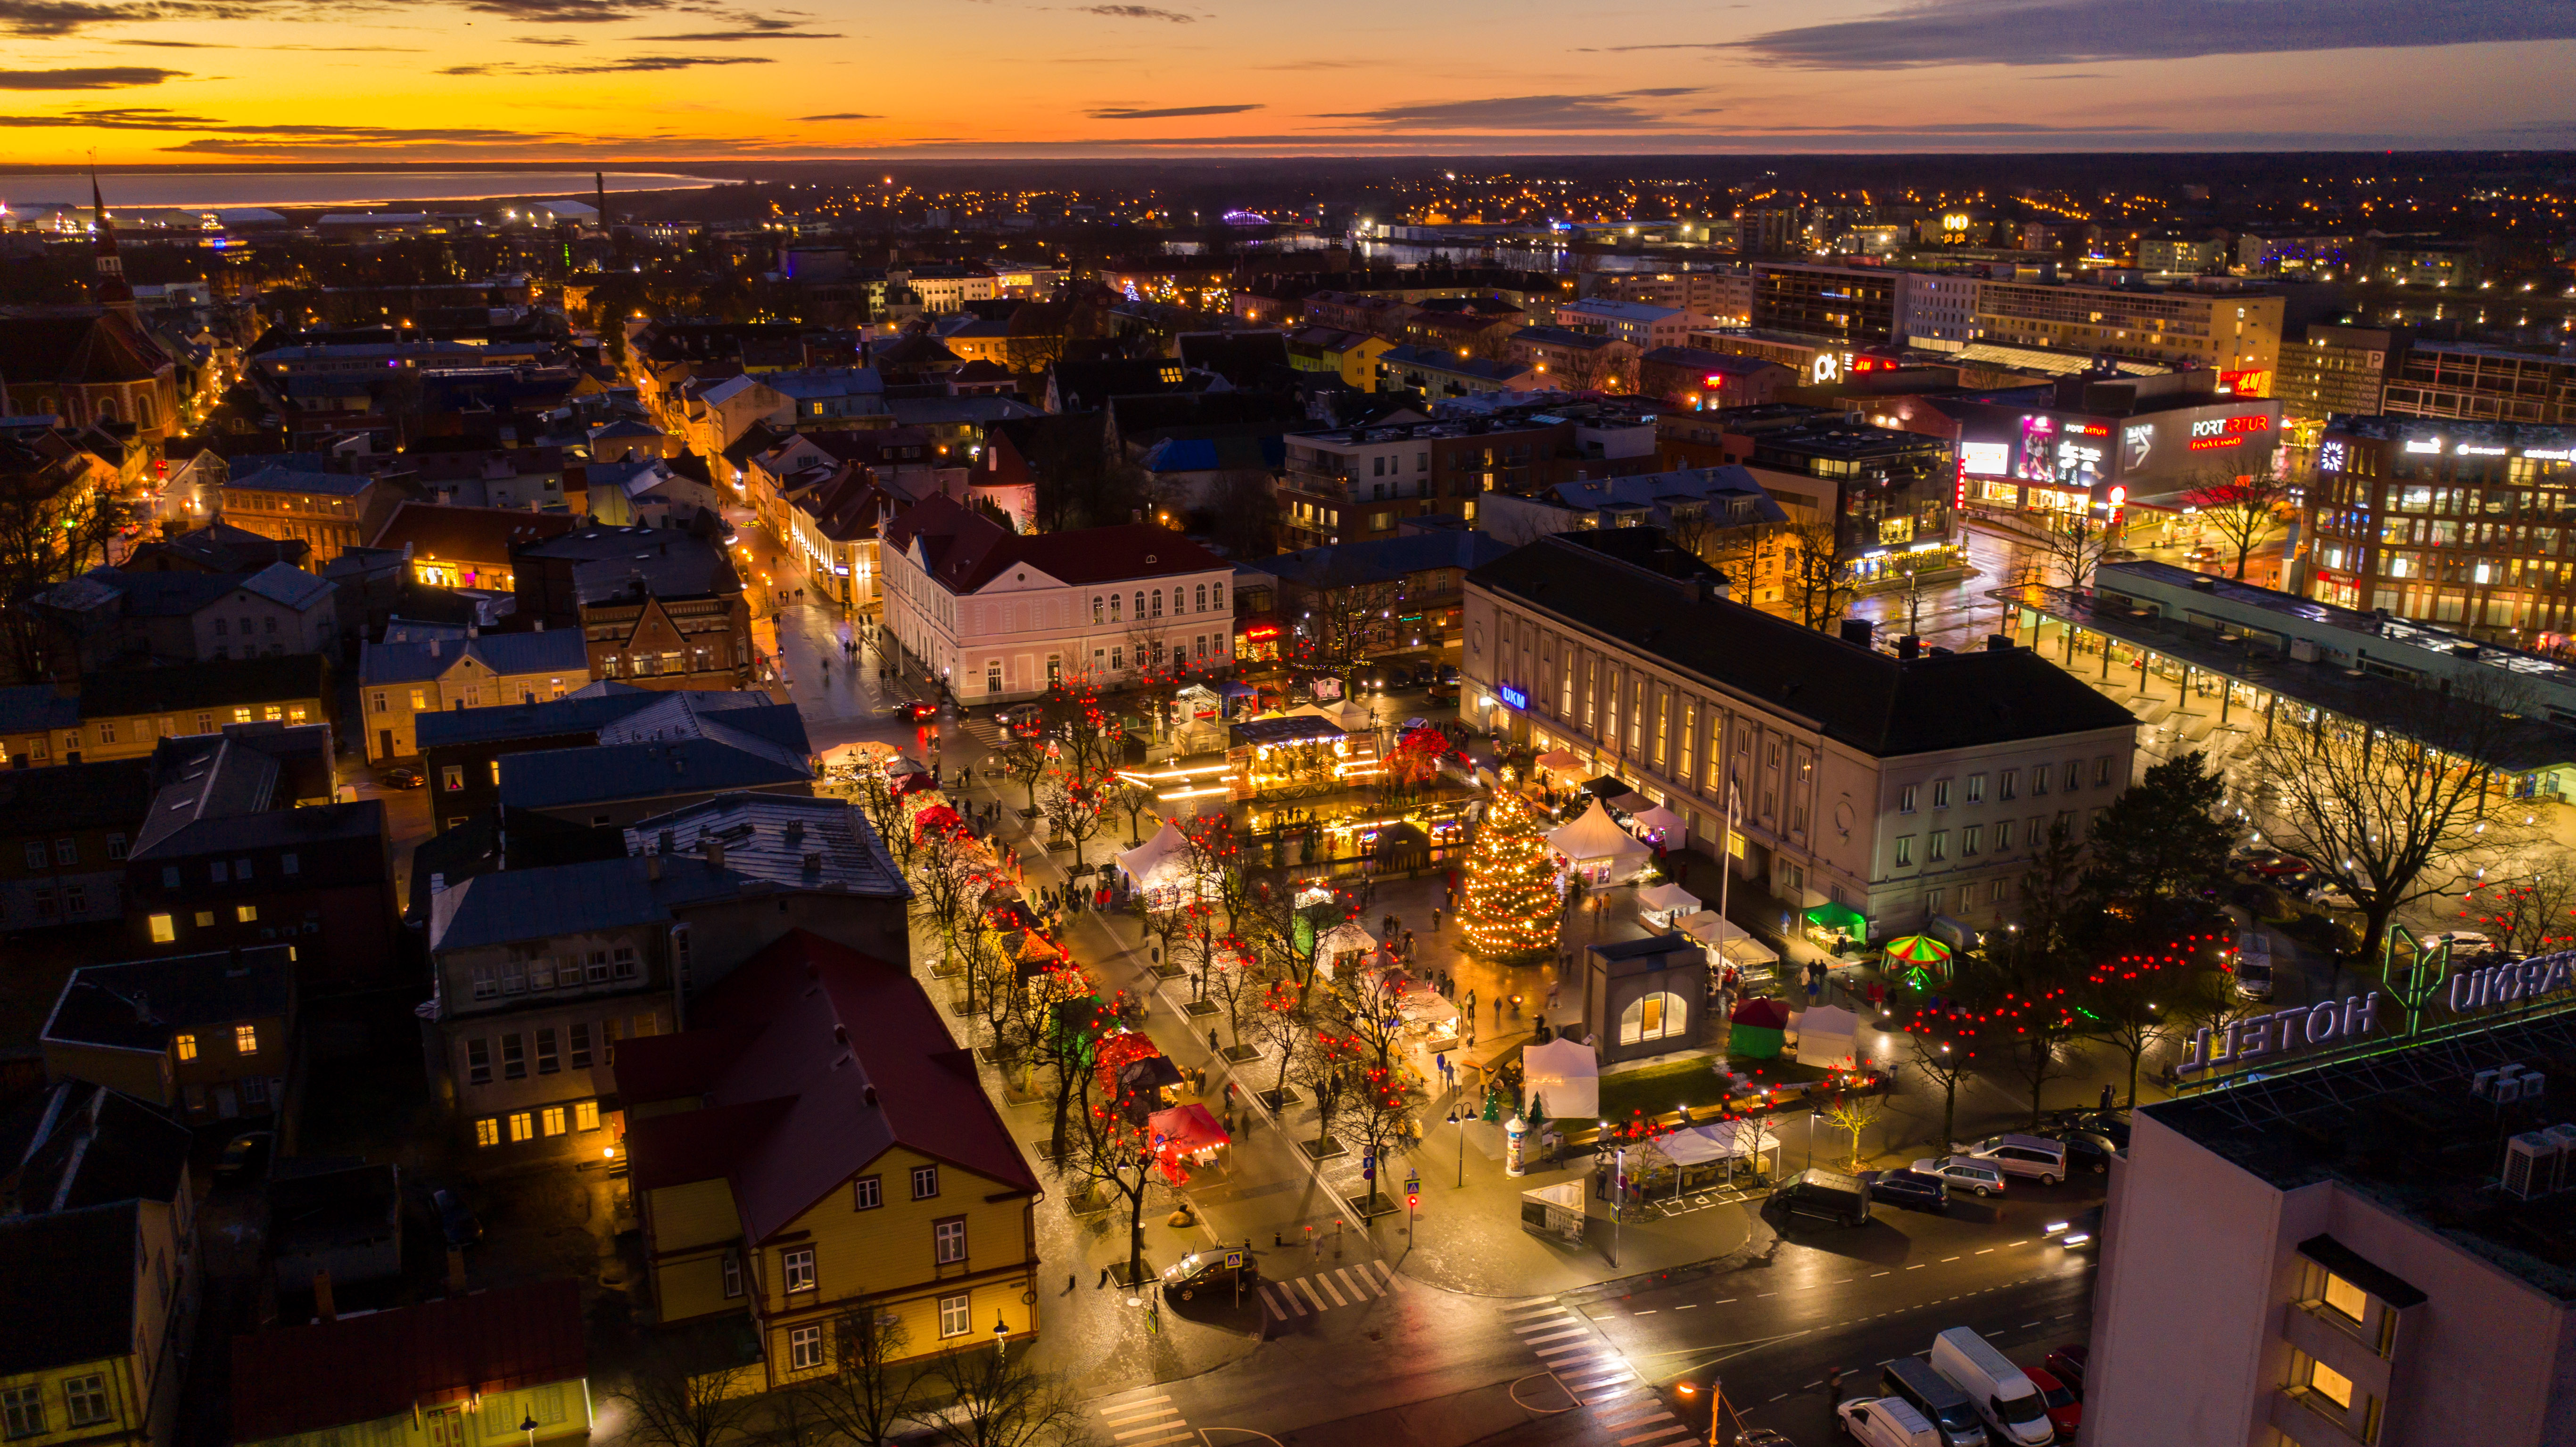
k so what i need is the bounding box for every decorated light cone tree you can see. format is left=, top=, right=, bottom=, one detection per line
left=1460, top=791, right=1561, bottom=966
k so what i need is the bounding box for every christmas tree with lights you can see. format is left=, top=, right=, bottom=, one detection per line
left=1461, top=791, right=1563, bottom=966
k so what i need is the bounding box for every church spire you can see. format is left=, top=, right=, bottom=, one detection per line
left=90, top=170, right=134, bottom=316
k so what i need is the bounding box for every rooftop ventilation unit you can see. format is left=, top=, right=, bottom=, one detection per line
left=2505, top=1131, right=2559, bottom=1200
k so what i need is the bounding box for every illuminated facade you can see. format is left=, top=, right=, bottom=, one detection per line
left=1972, top=280, right=2283, bottom=381
left=2305, top=416, right=2576, bottom=642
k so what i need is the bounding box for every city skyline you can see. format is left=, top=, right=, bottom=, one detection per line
left=4, top=0, right=2576, bottom=163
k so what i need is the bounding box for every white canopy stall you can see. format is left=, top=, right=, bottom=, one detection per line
left=1636, top=882, right=1701, bottom=927
left=1546, top=800, right=1653, bottom=884
left=1114, top=819, right=1197, bottom=899
left=1629, top=805, right=1688, bottom=845
left=1679, top=911, right=1779, bottom=975
left=1314, top=920, right=1380, bottom=978
left=1520, top=1036, right=1600, bottom=1122
left=1792, top=1003, right=1861, bottom=1068
left=1658, top=1118, right=1783, bottom=1188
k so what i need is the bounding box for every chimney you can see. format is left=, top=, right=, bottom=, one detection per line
left=429, top=872, right=447, bottom=894
left=702, top=838, right=725, bottom=872
left=645, top=854, right=662, bottom=882
left=313, top=1269, right=337, bottom=1323
left=1838, top=618, right=1873, bottom=647
left=1897, top=634, right=1922, bottom=660
left=428, top=640, right=441, bottom=657
left=534, top=618, right=545, bottom=632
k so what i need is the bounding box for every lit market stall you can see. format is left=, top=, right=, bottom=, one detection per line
left=1546, top=799, right=1653, bottom=885
left=1636, top=881, right=1702, bottom=928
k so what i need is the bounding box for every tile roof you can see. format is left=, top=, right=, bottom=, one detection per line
left=0, top=757, right=155, bottom=835
left=497, top=739, right=809, bottom=812
left=883, top=493, right=1223, bottom=593
left=42, top=945, right=295, bottom=1054
left=80, top=652, right=326, bottom=719
left=514, top=526, right=743, bottom=606
left=223, top=465, right=376, bottom=499
left=618, top=930, right=1037, bottom=1247
left=407, top=682, right=658, bottom=750
left=230, top=1279, right=586, bottom=1440
left=237, top=561, right=337, bottom=613
left=621, top=792, right=906, bottom=905
left=1470, top=531, right=2138, bottom=756
left=429, top=855, right=667, bottom=953
left=358, top=628, right=590, bottom=687
left=368, top=502, right=582, bottom=561
left=0, top=312, right=167, bottom=386
left=0, top=1082, right=190, bottom=1216
left=0, top=1201, right=138, bottom=1373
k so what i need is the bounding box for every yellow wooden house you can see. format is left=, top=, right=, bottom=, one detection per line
left=619, top=929, right=1042, bottom=1386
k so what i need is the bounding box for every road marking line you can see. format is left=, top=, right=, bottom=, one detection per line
left=1757, top=1292, right=1775, bottom=1298
left=1634, top=1308, right=1658, bottom=1315
left=1676, top=1304, right=1699, bottom=1310
left=1802, top=1381, right=1823, bottom=1389
left=1598, top=1406, right=1665, bottom=1427
left=1941, top=1256, right=1961, bottom=1262
left=1906, top=1265, right=1925, bottom=1270
left=1876, top=1358, right=1896, bottom=1366
left=1767, top=1394, right=1787, bottom=1403
left=1714, top=1298, right=1737, bottom=1304
left=1522, top=1324, right=1589, bottom=1343
left=1535, top=1344, right=1593, bottom=1361
left=1295, top=1278, right=1329, bottom=1312
left=2008, top=1240, right=2029, bottom=1246
left=1566, top=1372, right=1635, bottom=1389
left=1503, top=1300, right=1564, bottom=1318
left=1313, top=1273, right=1348, bottom=1307
left=1336, top=1267, right=1371, bottom=1299
left=1114, top=1432, right=1196, bottom=1447
left=1374, top=1260, right=1395, bottom=1284
left=1111, top=1424, right=1190, bottom=1440
left=1102, top=1407, right=1177, bottom=1425
left=2023, top=1321, right=2043, bottom=1328
left=1098, top=1394, right=1170, bottom=1410
left=1871, top=1271, right=1890, bottom=1277
left=1262, top=1283, right=1304, bottom=1316
left=1619, top=1426, right=1693, bottom=1446
left=1976, top=1249, right=1995, bottom=1255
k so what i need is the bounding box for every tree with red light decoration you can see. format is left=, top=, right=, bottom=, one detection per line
left=1985, top=819, right=2094, bottom=1129
left=1897, top=997, right=1984, bottom=1153
left=2458, top=861, right=2576, bottom=958
left=1379, top=725, right=1452, bottom=806
left=2084, top=931, right=2235, bottom=1109
left=1290, top=1026, right=1364, bottom=1155
left=1342, top=1060, right=1419, bottom=1215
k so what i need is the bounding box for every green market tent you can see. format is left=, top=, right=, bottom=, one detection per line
left=1728, top=995, right=1793, bottom=1059
left=1804, top=901, right=1866, bottom=938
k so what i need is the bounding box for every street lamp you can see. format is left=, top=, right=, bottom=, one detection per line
left=992, top=1312, right=1010, bottom=1357
left=519, top=1414, right=539, bottom=1447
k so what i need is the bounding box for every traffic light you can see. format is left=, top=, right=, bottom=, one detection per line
left=1407, top=1188, right=1420, bottom=1211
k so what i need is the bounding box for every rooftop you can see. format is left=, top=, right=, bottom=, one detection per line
left=357, top=628, right=590, bottom=686
left=498, top=738, right=809, bottom=812
left=883, top=493, right=1224, bottom=594
left=0, top=1081, right=190, bottom=1217
left=0, top=1201, right=139, bottom=1374
left=81, top=652, right=326, bottom=719
left=42, top=945, right=296, bottom=1054
left=2147, top=998, right=2576, bottom=1301
left=230, top=1279, right=586, bottom=1439
left=1475, top=531, right=2137, bottom=757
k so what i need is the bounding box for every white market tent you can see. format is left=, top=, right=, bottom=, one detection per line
left=1636, top=882, right=1701, bottom=923
left=1630, top=805, right=1688, bottom=842
left=1533, top=749, right=1585, bottom=781
left=1522, top=1036, right=1600, bottom=1121
left=1607, top=791, right=1658, bottom=816
left=1314, top=920, right=1380, bottom=977
left=1793, top=1003, right=1861, bottom=1068
left=1679, top=911, right=1779, bottom=967
left=1287, top=699, right=1372, bottom=732
left=1115, top=820, right=1195, bottom=894
left=1660, top=1119, right=1782, bottom=1169
left=1547, top=799, right=1652, bottom=880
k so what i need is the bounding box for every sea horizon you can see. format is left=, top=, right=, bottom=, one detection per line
left=0, top=169, right=728, bottom=212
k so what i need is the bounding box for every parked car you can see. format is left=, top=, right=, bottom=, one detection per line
left=1881, top=1357, right=1989, bottom=1447
left=1839, top=1395, right=1940, bottom=1447
left=1160, top=1249, right=1254, bottom=1301
left=2024, top=1366, right=2081, bottom=1441
left=1767, top=1167, right=1874, bottom=1227
left=2234, top=954, right=2274, bottom=1002
left=1910, top=1156, right=2006, bottom=1197
left=2423, top=930, right=2493, bottom=954
left=214, top=1131, right=272, bottom=1184
left=2050, top=1129, right=2121, bottom=1174
left=1425, top=681, right=1459, bottom=705
left=2236, top=849, right=2315, bottom=881
left=2041, top=1346, right=2088, bottom=1397
left=1929, top=1327, right=2055, bottom=1446
left=432, top=1187, right=483, bottom=1248
left=378, top=765, right=423, bottom=789
left=1436, top=662, right=1460, bottom=682
left=1865, top=1168, right=1951, bottom=1213
left=1956, top=1134, right=2068, bottom=1185
left=996, top=703, right=1046, bottom=738
left=2056, top=1112, right=2129, bottom=1149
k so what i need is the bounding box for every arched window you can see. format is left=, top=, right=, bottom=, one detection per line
left=1109, top=594, right=1123, bottom=623
left=1091, top=595, right=1104, bottom=625
left=93, top=396, right=116, bottom=423
left=134, top=393, right=154, bottom=428
left=1618, top=991, right=1689, bottom=1047
left=1150, top=590, right=1163, bottom=619
left=1194, top=584, right=1206, bottom=613
left=1132, top=592, right=1144, bottom=620
left=1212, top=581, right=1224, bottom=610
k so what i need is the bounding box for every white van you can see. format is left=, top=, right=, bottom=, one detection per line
left=1929, top=1327, right=2054, bottom=1447
left=1837, top=1395, right=1940, bottom=1447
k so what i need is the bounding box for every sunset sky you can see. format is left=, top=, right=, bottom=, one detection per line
left=4, top=0, right=2574, bottom=164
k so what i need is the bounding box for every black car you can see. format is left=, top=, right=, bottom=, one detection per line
left=2059, top=1110, right=2130, bottom=1148
left=432, top=1187, right=483, bottom=1247
left=378, top=766, right=423, bottom=789
left=891, top=700, right=938, bottom=724
left=214, top=1131, right=272, bottom=1184
left=1864, top=1168, right=1950, bottom=1212
left=1159, top=1249, right=1254, bottom=1301
left=2053, top=1129, right=2122, bottom=1173
left=1436, top=662, right=1459, bottom=683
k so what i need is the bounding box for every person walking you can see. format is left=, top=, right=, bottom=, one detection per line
left=2099, top=1082, right=2115, bottom=1113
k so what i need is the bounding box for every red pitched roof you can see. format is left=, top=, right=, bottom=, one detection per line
left=230, top=1280, right=586, bottom=1440
left=883, top=492, right=1222, bottom=594
left=617, top=930, right=1038, bottom=1247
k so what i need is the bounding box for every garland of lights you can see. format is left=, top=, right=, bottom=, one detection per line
left=1460, top=792, right=1561, bottom=966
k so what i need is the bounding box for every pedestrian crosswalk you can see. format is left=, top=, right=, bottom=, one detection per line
left=1095, top=1389, right=1197, bottom=1447
left=1502, top=1298, right=1688, bottom=1440
left=1257, top=1259, right=1397, bottom=1318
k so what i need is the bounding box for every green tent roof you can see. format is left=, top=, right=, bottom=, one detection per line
left=1805, top=901, right=1866, bottom=934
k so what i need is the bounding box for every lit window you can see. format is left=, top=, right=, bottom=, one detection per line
left=507, top=1111, right=534, bottom=1143
left=2322, top=1273, right=2369, bottom=1324
left=574, top=1100, right=600, bottom=1131
left=236, top=904, right=257, bottom=923
left=234, top=1024, right=258, bottom=1055
left=540, top=1106, right=567, bottom=1137
left=2308, top=1359, right=2354, bottom=1410
left=935, top=1218, right=967, bottom=1264
left=149, top=913, right=176, bottom=943
left=939, top=1292, right=971, bottom=1338
left=782, top=1247, right=817, bottom=1292
left=174, top=1033, right=197, bottom=1061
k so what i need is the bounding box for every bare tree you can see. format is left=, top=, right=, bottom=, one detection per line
left=1108, top=778, right=1157, bottom=847
left=2251, top=678, right=2538, bottom=968
left=1036, top=766, right=1107, bottom=865
left=1812, top=1080, right=1886, bottom=1170
left=0, top=470, right=130, bottom=682
left=1061, top=1077, right=1165, bottom=1289
left=613, top=1342, right=765, bottom=1447
left=2034, top=506, right=2121, bottom=591
left=2457, top=857, right=2576, bottom=957
left=797, top=1307, right=925, bottom=1447
left=2179, top=465, right=2292, bottom=581
left=995, top=735, right=1049, bottom=818
left=920, top=1345, right=1091, bottom=1447
left=1780, top=518, right=1858, bottom=632
left=1281, top=558, right=1395, bottom=700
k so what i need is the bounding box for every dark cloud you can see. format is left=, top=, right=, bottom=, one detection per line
left=1073, top=4, right=1194, bottom=18
left=798, top=111, right=879, bottom=120
left=0, top=107, right=553, bottom=141
left=636, top=26, right=836, bottom=36
left=1086, top=103, right=1260, bottom=119
left=1315, top=89, right=1701, bottom=132
left=440, top=51, right=773, bottom=73
left=265, top=41, right=426, bottom=49
left=115, top=36, right=220, bottom=44
left=459, top=0, right=669, bottom=20
left=1740, top=0, right=2576, bottom=68
left=0, top=65, right=180, bottom=86
left=0, top=0, right=144, bottom=36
